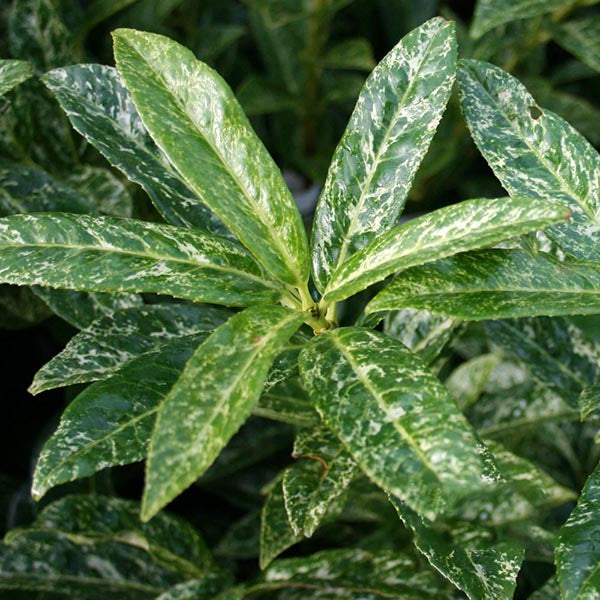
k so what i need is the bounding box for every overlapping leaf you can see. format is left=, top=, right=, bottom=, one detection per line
left=0, top=60, right=32, bottom=96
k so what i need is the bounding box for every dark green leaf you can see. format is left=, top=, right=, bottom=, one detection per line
left=554, top=17, right=600, bottom=74
left=0, top=60, right=32, bottom=96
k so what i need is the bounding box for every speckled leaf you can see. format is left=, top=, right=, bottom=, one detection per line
left=113, top=29, right=309, bottom=286
left=323, top=196, right=569, bottom=301
left=367, top=250, right=600, bottom=319
left=458, top=60, right=600, bottom=260
left=42, top=65, right=226, bottom=234
left=0, top=60, right=32, bottom=96
left=252, top=549, right=443, bottom=598
left=32, top=335, right=203, bottom=501
left=154, top=575, right=233, bottom=600
left=256, top=378, right=320, bottom=427
left=260, top=478, right=302, bottom=569
left=299, top=327, right=499, bottom=520
left=282, top=427, right=358, bottom=537
left=143, top=306, right=304, bottom=521
left=0, top=213, right=282, bottom=306
left=554, top=17, right=600, bottom=74
left=390, top=497, right=524, bottom=600
left=446, top=354, right=502, bottom=410
left=30, top=304, right=230, bottom=394
left=579, top=381, right=600, bottom=421
left=556, top=461, right=600, bottom=600
left=311, top=17, right=457, bottom=291
left=470, top=0, right=570, bottom=38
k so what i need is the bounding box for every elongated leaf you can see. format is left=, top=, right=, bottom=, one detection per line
left=579, top=381, right=600, bottom=421
left=256, top=378, right=320, bottom=427
left=323, top=196, right=569, bottom=301
left=43, top=65, right=226, bottom=234
left=252, top=549, right=443, bottom=598
left=299, top=327, right=499, bottom=520
left=0, top=213, right=282, bottom=306
left=32, top=335, right=202, bottom=501
left=311, top=17, right=457, bottom=291
left=556, top=461, right=600, bottom=600
left=113, top=29, right=309, bottom=286
left=0, top=60, right=32, bottom=96
left=367, top=249, right=600, bottom=319
left=282, top=427, right=358, bottom=537
left=142, top=306, right=304, bottom=521
left=390, top=497, right=524, bottom=600
left=446, top=354, right=502, bottom=410
left=470, top=0, right=569, bottom=38
left=30, top=303, right=230, bottom=394
left=458, top=60, right=600, bottom=260
left=554, top=17, right=600, bottom=74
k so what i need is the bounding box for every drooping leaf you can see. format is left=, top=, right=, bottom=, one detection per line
left=553, top=17, right=600, bottom=74
left=299, top=327, right=499, bottom=520
left=113, top=29, right=310, bottom=287
left=282, top=427, right=358, bottom=537
left=0, top=213, right=282, bottom=306
left=323, top=196, right=570, bottom=301
left=311, top=17, right=457, bottom=291
left=142, top=306, right=304, bottom=521
left=42, top=65, right=226, bottom=234
left=445, top=354, right=502, bottom=410
left=32, top=335, right=203, bottom=501
left=555, top=461, right=600, bottom=600
left=30, top=303, right=230, bottom=394
left=367, top=250, right=600, bottom=319
left=0, top=60, right=32, bottom=96
left=458, top=59, right=600, bottom=261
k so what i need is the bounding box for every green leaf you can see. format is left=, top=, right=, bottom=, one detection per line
left=555, top=461, right=600, bottom=600
left=390, top=497, right=525, bottom=600
left=579, top=381, right=600, bottom=421
left=531, top=578, right=562, bottom=600
left=142, top=306, right=304, bottom=520
left=30, top=303, right=230, bottom=394
left=311, top=17, right=457, bottom=291
left=553, top=17, right=600, bottom=74
left=0, top=60, right=32, bottom=96
left=282, top=427, right=358, bottom=537
left=458, top=59, right=600, bottom=261
left=299, top=327, right=499, bottom=520
left=323, top=38, right=376, bottom=71
left=446, top=354, right=502, bottom=410
left=155, top=575, right=235, bottom=600
left=32, top=335, right=202, bottom=501
left=256, top=378, right=320, bottom=427
left=0, top=213, right=282, bottom=306
left=367, top=249, right=600, bottom=319
left=470, top=0, right=570, bottom=38
left=79, top=0, right=142, bottom=35
left=323, top=195, right=569, bottom=301
left=0, top=285, right=50, bottom=329
left=113, top=29, right=309, bottom=287
left=42, top=65, right=226, bottom=234
left=252, top=548, right=443, bottom=598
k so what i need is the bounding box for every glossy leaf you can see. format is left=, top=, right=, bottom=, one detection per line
left=311, top=17, right=457, bottom=291
left=458, top=59, right=600, bottom=261
left=142, top=306, right=304, bottom=520
left=323, top=195, right=569, bottom=301
left=554, top=17, right=600, bottom=74
left=0, top=60, right=32, bottom=96
left=555, top=461, right=600, bottom=600
left=113, top=29, right=309, bottom=286
left=0, top=213, right=282, bottom=306
left=299, top=327, right=499, bottom=520
left=579, top=381, right=600, bottom=421
left=43, top=65, right=226, bottom=234
left=367, top=249, right=600, bottom=319
left=30, top=303, right=230, bottom=394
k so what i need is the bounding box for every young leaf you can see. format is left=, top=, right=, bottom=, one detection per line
left=42, top=65, right=226, bottom=234
left=323, top=195, right=570, bottom=301
left=367, top=249, right=600, bottom=319
left=553, top=17, right=600, bottom=74
left=555, top=461, right=600, bottom=600
left=30, top=304, right=230, bottom=394
left=0, top=213, right=283, bottom=306
left=112, top=29, right=309, bottom=287
left=299, top=327, right=499, bottom=520
left=0, top=60, right=32, bottom=96
left=458, top=59, right=600, bottom=261
left=142, top=306, right=305, bottom=521
left=311, top=17, right=457, bottom=291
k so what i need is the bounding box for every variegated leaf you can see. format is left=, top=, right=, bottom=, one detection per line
left=299, top=327, right=499, bottom=520
left=0, top=59, right=32, bottom=96
left=256, top=378, right=320, bottom=427
left=367, top=250, right=600, bottom=319
left=311, top=17, right=457, bottom=291
left=113, top=29, right=309, bottom=287
left=0, top=213, right=283, bottom=306
left=579, top=381, right=600, bottom=421
left=458, top=59, right=600, bottom=261
left=445, top=354, right=502, bottom=410
left=553, top=17, right=600, bottom=74
left=323, top=196, right=570, bottom=302
left=142, top=306, right=305, bottom=521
